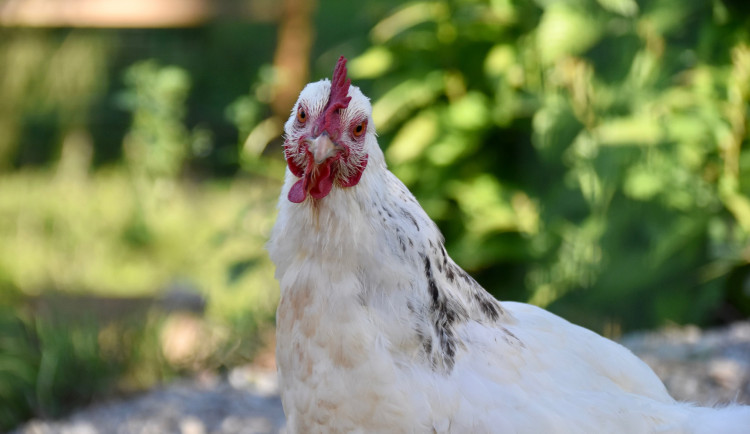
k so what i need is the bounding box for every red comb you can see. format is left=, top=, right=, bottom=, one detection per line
left=328, top=56, right=352, bottom=114
left=314, top=56, right=351, bottom=137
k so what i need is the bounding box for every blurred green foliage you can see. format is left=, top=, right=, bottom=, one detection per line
left=119, top=60, right=193, bottom=180
left=0, top=165, right=279, bottom=429
left=344, top=0, right=750, bottom=331
left=0, top=0, right=750, bottom=429
left=0, top=47, right=279, bottom=428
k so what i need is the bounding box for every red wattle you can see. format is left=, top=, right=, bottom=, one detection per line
left=309, top=163, right=334, bottom=199
left=288, top=179, right=306, bottom=203
left=285, top=150, right=367, bottom=203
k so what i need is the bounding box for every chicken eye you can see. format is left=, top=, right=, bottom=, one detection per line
left=352, top=120, right=366, bottom=137
left=297, top=107, right=307, bottom=124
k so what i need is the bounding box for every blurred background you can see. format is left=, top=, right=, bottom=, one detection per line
left=1, top=0, right=749, bottom=429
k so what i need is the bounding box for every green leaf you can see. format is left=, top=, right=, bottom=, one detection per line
left=537, top=3, right=604, bottom=64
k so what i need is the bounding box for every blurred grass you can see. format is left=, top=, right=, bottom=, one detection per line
left=0, top=35, right=287, bottom=428
left=0, top=166, right=281, bottom=430
left=0, top=168, right=279, bottom=316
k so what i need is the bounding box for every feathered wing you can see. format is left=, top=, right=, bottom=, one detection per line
left=448, top=301, right=750, bottom=433
left=391, top=184, right=750, bottom=432
left=360, top=173, right=684, bottom=432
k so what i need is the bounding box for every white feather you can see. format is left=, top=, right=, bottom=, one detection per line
left=267, top=79, right=750, bottom=433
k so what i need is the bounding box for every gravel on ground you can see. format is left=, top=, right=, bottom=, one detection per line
left=15, top=321, right=750, bottom=434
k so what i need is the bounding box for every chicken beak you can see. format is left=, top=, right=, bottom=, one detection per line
left=308, top=133, right=342, bottom=165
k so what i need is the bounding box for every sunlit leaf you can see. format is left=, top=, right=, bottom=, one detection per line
left=594, top=116, right=663, bottom=146
left=370, top=1, right=449, bottom=44
left=624, top=165, right=662, bottom=201
left=349, top=46, right=395, bottom=79
left=428, top=133, right=469, bottom=167
left=596, top=0, right=639, bottom=17
left=447, top=92, right=490, bottom=131
left=386, top=109, right=439, bottom=164
left=484, top=44, right=517, bottom=78
left=371, top=71, right=444, bottom=132
left=449, top=174, right=518, bottom=236
left=537, top=3, right=603, bottom=64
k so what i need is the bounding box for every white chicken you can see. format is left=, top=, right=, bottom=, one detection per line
left=267, top=56, right=750, bottom=433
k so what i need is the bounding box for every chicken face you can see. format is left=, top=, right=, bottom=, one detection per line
left=283, top=56, right=369, bottom=203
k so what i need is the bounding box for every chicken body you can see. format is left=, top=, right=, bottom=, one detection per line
left=267, top=58, right=750, bottom=433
